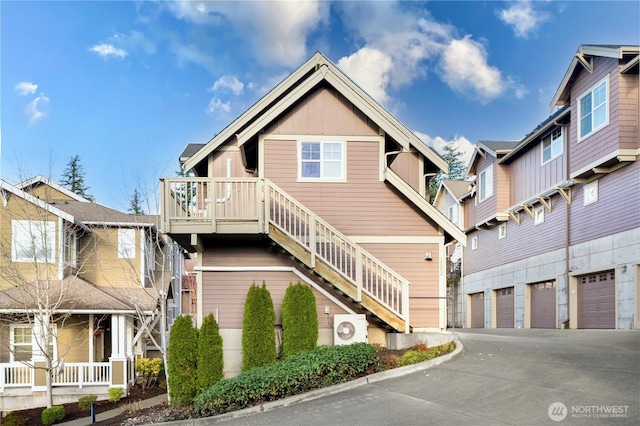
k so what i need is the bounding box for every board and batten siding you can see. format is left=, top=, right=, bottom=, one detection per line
left=570, top=160, right=640, bottom=245
left=264, top=86, right=380, bottom=137
left=509, top=134, right=568, bottom=203
left=264, top=139, right=441, bottom=237
left=389, top=152, right=422, bottom=196
left=569, top=57, right=621, bottom=172
left=464, top=194, right=568, bottom=274
left=200, top=243, right=348, bottom=329
left=360, top=242, right=441, bottom=328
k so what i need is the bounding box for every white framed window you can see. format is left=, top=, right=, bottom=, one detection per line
left=118, top=229, right=136, bottom=259
left=10, top=325, right=56, bottom=362
left=478, top=165, right=493, bottom=202
left=578, top=76, right=609, bottom=141
left=498, top=223, right=507, bottom=239
left=584, top=180, right=599, bottom=205
left=64, top=227, right=77, bottom=266
left=448, top=205, right=458, bottom=226
left=12, top=220, right=56, bottom=262
left=299, top=141, right=345, bottom=180
left=541, top=128, right=563, bottom=164
left=471, top=236, right=478, bottom=250
left=534, top=205, right=545, bottom=225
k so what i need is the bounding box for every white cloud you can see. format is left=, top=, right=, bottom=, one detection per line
left=497, top=1, right=549, bottom=38
left=15, top=82, right=38, bottom=96
left=209, top=75, right=244, bottom=96
left=25, top=94, right=50, bottom=124
left=89, top=44, right=128, bottom=58
left=414, top=131, right=475, bottom=167
left=337, top=48, right=393, bottom=105
left=205, top=98, right=231, bottom=115
left=167, top=0, right=328, bottom=67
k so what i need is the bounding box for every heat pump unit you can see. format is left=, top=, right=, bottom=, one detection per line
left=333, top=314, right=368, bottom=345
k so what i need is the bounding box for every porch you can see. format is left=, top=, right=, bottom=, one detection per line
left=160, top=177, right=410, bottom=333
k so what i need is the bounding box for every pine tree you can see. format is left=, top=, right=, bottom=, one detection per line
left=60, top=155, right=94, bottom=201
left=429, top=142, right=467, bottom=203
left=281, top=283, right=318, bottom=358
left=128, top=189, right=145, bottom=215
left=196, top=313, right=224, bottom=393
left=167, top=315, right=198, bottom=406
left=242, top=282, right=276, bottom=371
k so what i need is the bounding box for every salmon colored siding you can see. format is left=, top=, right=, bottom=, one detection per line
left=389, top=152, right=422, bottom=195
left=200, top=243, right=348, bottom=329
left=496, top=164, right=510, bottom=212
left=264, top=139, right=439, bottom=236
left=264, top=87, right=380, bottom=137
left=618, top=70, right=639, bottom=150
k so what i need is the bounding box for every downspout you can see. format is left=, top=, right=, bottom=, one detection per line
left=564, top=124, right=571, bottom=329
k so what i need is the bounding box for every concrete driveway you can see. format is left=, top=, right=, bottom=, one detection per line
left=199, top=329, right=640, bottom=425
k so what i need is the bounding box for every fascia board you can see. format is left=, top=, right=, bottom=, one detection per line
left=183, top=53, right=325, bottom=171
left=17, top=175, right=89, bottom=202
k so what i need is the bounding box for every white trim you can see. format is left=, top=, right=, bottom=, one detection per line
left=541, top=127, right=564, bottom=165
left=478, top=164, right=494, bottom=202
left=439, top=239, right=446, bottom=330
left=569, top=148, right=638, bottom=180
left=583, top=180, right=599, bottom=206
left=195, top=265, right=356, bottom=314
left=58, top=217, right=64, bottom=280
left=534, top=205, right=545, bottom=225
left=498, top=223, right=507, bottom=239
left=348, top=236, right=443, bottom=244
left=16, top=175, right=89, bottom=202
left=139, top=230, right=145, bottom=287
left=297, top=140, right=347, bottom=182
left=263, top=134, right=382, bottom=143
left=577, top=75, right=609, bottom=142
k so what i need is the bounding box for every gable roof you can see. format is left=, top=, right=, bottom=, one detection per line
left=17, top=175, right=90, bottom=202
left=466, top=140, right=519, bottom=175
left=442, top=180, right=473, bottom=200
left=182, top=52, right=447, bottom=174
left=50, top=200, right=157, bottom=227
left=550, top=44, right=640, bottom=109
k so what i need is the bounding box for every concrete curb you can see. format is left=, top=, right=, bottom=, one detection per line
left=58, top=393, right=168, bottom=426
left=160, top=338, right=463, bottom=426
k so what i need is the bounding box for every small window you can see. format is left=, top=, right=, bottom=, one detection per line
left=10, top=325, right=56, bottom=362
left=448, top=205, right=458, bottom=226
left=498, top=223, right=507, bottom=239
left=478, top=165, right=493, bottom=202
left=12, top=220, right=56, bottom=262
left=534, top=206, right=545, bottom=225
left=584, top=180, right=598, bottom=205
left=118, top=229, right=136, bottom=259
left=578, top=77, right=608, bottom=140
left=471, top=236, right=478, bottom=250
left=541, top=128, right=563, bottom=164
left=299, top=141, right=345, bottom=180
left=64, top=227, right=76, bottom=266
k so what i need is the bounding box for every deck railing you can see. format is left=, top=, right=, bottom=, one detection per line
left=161, top=177, right=410, bottom=332
left=1, top=361, right=115, bottom=390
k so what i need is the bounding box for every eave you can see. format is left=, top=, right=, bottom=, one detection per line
left=570, top=149, right=638, bottom=182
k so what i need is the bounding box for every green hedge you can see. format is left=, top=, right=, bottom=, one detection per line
left=242, top=282, right=276, bottom=371
left=197, top=313, right=224, bottom=393
left=168, top=315, right=198, bottom=406
left=193, top=343, right=378, bottom=417
left=281, top=282, right=318, bottom=358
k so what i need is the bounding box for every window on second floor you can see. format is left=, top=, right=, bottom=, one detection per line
left=299, top=141, right=345, bottom=181
left=478, top=165, right=493, bottom=202
left=12, top=220, right=56, bottom=263
left=578, top=77, right=608, bottom=141
left=64, top=227, right=77, bottom=266
left=118, top=229, right=136, bottom=259
left=541, top=128, right=563, bottom=164
left=448, top=205, right=458, bottom=226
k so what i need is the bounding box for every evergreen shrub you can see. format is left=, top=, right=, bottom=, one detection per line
left=242, top=282, right=276, bottom=371
left=41, top=406, right=65, bottom=425
left=168, top=315, right=198, bottom=405
left=281, top=282, right=318, bottom=358
left=197, top=313, right=224, bottom=393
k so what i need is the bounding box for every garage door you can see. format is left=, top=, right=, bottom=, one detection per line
left=578, top=271, right=615, bottom=329
left=470, top=292, right=484, bottom=328
left=531, top=281, right=556, bottom=329
left=496, top=287, right=514, bottom=328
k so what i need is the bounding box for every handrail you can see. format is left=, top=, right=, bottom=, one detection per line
left=265, top=180, right=409, bottom=331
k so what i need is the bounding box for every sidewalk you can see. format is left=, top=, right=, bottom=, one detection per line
left=58, top=394, right=167, bottom=426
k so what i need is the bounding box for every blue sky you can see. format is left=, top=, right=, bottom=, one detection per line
left=1, top=1, right=639, bottom=212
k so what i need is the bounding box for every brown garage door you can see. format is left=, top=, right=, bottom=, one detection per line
left=531, top=281, right=556, bottom=329
left=470, top=292, right=484, bottom=328
left=496, top=287, right=514, bottom=328
left=578, top=271, right=615, bottom=329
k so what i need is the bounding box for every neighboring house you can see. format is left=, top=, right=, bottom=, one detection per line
left=161, top=52, right=466, bottom=376
left=433, top=179, right=473, bottom=328
left=462, top=45, right=639, bottom=330
left=0, top=176, right=184, bottom=410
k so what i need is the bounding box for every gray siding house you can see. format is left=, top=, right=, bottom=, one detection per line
left=462, top=45, right=639, bottom=330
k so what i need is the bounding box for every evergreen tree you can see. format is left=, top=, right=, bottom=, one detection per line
left=167, top=315, right=198, bottom=406
left=242, top=282, right=276, bottom=371
left=281, top=282, right=318, bottom=358
left=197, top=313, right=224, bottom=393
left=128, top=189, right=145, bottom=215
left=60, top=155, right=94, bottom=201
left=429, top=142, right=467, bottom=203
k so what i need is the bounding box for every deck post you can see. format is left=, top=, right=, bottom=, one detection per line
left=402, top=281, right=410, bottom=333
left=309, top=219, right=316, bottom=268
left=355, top=248, right=363, bottom=302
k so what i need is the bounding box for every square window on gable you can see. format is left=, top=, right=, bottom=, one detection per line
left=584, top=180, right=599, bottom=205
left=541, top=128, right=563, bottom=164
left=299, top=141, right=345, bottom=181
left=578, top=77, right=609, bottom=141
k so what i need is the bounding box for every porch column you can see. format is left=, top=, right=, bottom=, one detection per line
left=109, top=314, right=127, bottom=388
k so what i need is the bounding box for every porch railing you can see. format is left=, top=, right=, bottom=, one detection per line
left=1, top=361, right=114, bottom=390
left=161, top=177, right=410, bottom=332
left=0, top=363, right=32, bottom=389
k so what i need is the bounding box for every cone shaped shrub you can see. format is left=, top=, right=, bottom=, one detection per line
left=282, top=282, right=318, bottom=358
left=168, top=315, right=197, bottom=406
left=197, top=313, right=224, bottom=393
left=242, top=282, right=276, bottom=371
